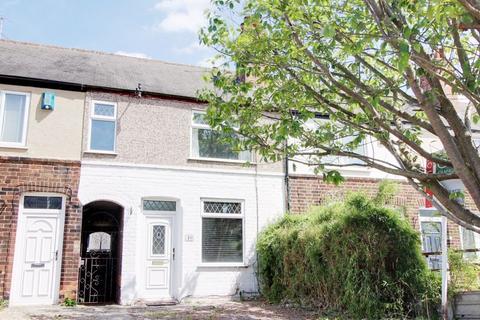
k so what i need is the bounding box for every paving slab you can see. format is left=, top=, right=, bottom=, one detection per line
left=0, top=298, right=321, bottom=320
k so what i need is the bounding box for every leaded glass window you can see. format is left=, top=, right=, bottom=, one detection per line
left=143, top=200, right=176, bottom=212
left=152, top=225, right=166, bottom=255
left=201, top=200, right=243, bottom=263
left=204, top=201, right=241, bottom=214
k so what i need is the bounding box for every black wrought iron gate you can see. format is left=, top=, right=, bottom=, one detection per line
left=78, top=204, right=123, bottom=305
left=78, top=254, right=117, bottom=304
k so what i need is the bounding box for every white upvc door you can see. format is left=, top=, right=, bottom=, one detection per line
left=144, top=216, right=174, bottom=299
left=10, top=194, right=66, bottom=306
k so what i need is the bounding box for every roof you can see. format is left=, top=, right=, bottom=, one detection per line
left=0, top=40, right=211, bottom=99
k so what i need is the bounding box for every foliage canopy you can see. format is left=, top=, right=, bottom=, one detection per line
left=200, top=0, right=480, bottom=231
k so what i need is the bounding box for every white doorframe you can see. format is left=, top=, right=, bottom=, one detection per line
left=143, top=214, right=175, bottom=298
left=10, top=193, right=66, bottom=305
left=141, top=198, right=178, bottom=300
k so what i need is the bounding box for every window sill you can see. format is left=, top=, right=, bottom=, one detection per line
left=84, top=150, right=118, bottom=156
left=198, top=263, right=248, bottom=268
left=0, top=143, right=28, bottom=150
left=188, top=157, right=255, bottom=165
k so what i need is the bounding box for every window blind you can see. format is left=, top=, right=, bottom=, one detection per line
left=202, top=218, right=242, bottom=263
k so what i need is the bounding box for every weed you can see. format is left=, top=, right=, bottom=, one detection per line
left=62, top=297, right=76, bottom=307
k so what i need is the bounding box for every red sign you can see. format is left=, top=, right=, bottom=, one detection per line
left=425, top=159, right=434, bottom=207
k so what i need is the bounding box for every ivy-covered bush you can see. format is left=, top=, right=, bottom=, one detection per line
left=257, top=193, right=440, bottom=319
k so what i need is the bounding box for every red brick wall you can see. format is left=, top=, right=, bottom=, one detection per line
left=288, top=175, right=462, bottom=249
left=0, top=156, right=81, bottom=301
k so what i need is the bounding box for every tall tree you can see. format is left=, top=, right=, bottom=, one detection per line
left=199, top=0, right=480, bottom=231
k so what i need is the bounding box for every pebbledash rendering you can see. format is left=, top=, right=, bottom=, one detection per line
left=0, top=40, right=478, bottom=307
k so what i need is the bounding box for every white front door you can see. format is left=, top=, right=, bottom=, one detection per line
left=144, top=217, right=173, bottom=299
left=10, top=195, right=65, bottom=305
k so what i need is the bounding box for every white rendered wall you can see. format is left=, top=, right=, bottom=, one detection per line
left=78, top=161, right=285, bottom=304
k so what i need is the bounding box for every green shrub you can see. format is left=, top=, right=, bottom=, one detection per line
left=449, top=250, right=480, bottom=297
left=257, top=193, right=440, bottom=319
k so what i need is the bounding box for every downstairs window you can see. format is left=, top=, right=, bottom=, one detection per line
left=201, top=200, right=243, bottom=263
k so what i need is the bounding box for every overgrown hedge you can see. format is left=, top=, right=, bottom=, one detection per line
left=257, top=193, right=440, bottom=319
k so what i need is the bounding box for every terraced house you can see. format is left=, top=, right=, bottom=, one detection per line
left=0, top=40, right=285, bottom=305
left=0, top=39, right=478, bottom=307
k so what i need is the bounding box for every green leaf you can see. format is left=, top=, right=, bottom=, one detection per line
left=323, top=170, right=345, bottom=185
left=473, top=113, right=480, bottom=125
left=398, top=40, right=410, bottom=71
left=323, top=24, right=336, bottom=38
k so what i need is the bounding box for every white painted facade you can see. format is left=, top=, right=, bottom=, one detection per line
left=78, top=161, right=285, bottom=304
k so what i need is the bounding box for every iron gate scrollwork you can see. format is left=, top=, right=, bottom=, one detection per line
left=78, top=251, right=117, bottom=304
left=78, top=229, right=118, bottom=304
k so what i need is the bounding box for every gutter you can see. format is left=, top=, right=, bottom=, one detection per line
left=0, top=74, right=205, bottom=103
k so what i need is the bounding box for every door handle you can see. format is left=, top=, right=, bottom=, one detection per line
left=173, top=248, right=175, bottom=260
left=55, top=250, right=58, bottom=261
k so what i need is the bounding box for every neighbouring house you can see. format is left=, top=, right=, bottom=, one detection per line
left=0, top=56, right=85, bottom=305
left=287, top=115, right=480, bottom=270
left=0, top=40, right=285, bottom=306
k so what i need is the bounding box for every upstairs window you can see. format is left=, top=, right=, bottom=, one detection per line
left=321, top=135, right=367, bottom=166
left=89, top=101, right=117, bottom=152
left=191, top=111, right=251, bottom=161
left=0, top=91, right=29, bottom=146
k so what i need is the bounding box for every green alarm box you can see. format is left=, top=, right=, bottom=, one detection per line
left=41, top=92, right=56, bottom=110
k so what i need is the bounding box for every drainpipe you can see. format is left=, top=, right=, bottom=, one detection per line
left=284, top=141, right=290, bottom=212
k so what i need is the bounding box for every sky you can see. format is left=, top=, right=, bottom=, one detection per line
left=0, top=0, right=215, bottom=66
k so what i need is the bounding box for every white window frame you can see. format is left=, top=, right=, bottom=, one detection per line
left=0, top=90, right=30, bottom=148
left=87, top=100, right=117, bottom=154
left=418, top=208, right=443, bottom=269
left=418, top=209, right=443, bottom=249
left=190, top=110, right=252, bottom=163
left=200, top=198, right=245, bottom=267
left=459, top=225, right=480, bottom=261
